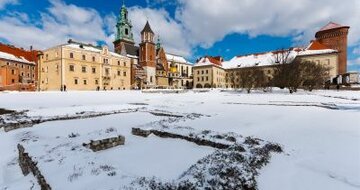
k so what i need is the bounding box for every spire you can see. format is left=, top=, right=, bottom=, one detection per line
left=141, top=21, right=154, bottom=34
left=156, top=35, right=161, bottom=49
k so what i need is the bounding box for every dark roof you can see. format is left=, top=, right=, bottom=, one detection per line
left=141, top=21, right=154, bottom=34
left=156, top=63, right=165, bottom=70
left=124, top=43, right=139, bottom=56
left=318, top=22, right=349, bottom=32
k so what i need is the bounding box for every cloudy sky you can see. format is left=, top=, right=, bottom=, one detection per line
left=0, top=0, right=359, bottom=71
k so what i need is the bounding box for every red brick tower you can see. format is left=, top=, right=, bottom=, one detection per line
left=139, top=21, right=156, bottom=68
left=315, top=22, right=350, bottom=75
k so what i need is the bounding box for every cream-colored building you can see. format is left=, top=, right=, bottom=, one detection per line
left=193, top=56, right=226, bottom=88
left=193, top=46, right=339, bottom=89
left=39, top=40, right=131, bottom=91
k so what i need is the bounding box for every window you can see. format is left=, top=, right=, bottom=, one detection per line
left=11, top=79, right=15, bottom=83
left=150, top=76, right=153, bottom=83
left=6, top=62, right=10, bottom=65
left=104, top=59, right=109, bottom=64
left=197, top=77, right=200, bottom=81
left=206, top=76, right=209, bottom=81
left=123, top=62, right=126, bottom=67
left=82, top=66, right=86, bottom=73
left=27, top=73, right=30, bottom=77
left=74, top=79, right=78, bottom=85
left=117, top=70, right=121, bottom=76
left=95, top=79, right=99, bottom=85
left=69, top=65, right=75, bottom=71
left=197, top=71, right=200, bottom=75
left=206, top=70, right=209, bottom=74
left=118, top=61, right=120, bottom=66
left=125, top=28, right=129, bottom=35
left=21, top=65, right=24, bottom=68
left=202, top=77, right=204, bottom=81
left=21, top=72, right=24, bottom=76
left=83, top=80, right=87, bottom=85
left=70, top=53, right=74, bottom=58
left=201, top=70, right=204, bottom=74
left=92, top=56, right=96, bottom=62
left=105, top=68, right=110, bottom=75
left=46, top=54, right=48, bottom=60
left=123, top=71, right=126, bottom=76
left=11, top=70, right=15, bottom=75
left=92, top=67, right=96, bottom=74
left=82, top=55, right=86, bottom=60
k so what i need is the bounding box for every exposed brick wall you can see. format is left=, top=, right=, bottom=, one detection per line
left=316, top=27, right=349, bottom=75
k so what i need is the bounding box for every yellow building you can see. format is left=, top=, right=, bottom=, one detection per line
left=39, top=40, right=131, bottom=91
left=193, top=56, right=226, bottom=88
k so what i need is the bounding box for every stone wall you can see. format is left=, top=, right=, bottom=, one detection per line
left=18, top=144, right=52, bottom=190
left=131, top=128, right=236, bottom=150
left=83, top=135, right=125, bottom=152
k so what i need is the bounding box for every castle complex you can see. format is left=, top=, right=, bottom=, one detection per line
left=0, top=2, right=357, bottom=91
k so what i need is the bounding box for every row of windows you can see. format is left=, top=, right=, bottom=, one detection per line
left=197, top=76, right=209, bottom=82
left=197, top=70, right=209, bottom=75
left=6, top=62, right=34, bottom=70
left=45, top=52, right=128, bottom=67
left=68, top=65, right=127, bottom=76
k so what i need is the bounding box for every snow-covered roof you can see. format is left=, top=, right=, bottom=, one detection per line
left=297, top=49, right=337, bottom=56
left=0, top=51, right=35, bottom=65
left=222, top=50, right=298, bottom=69
left=63, top=43, right=126, bottom=59
left=317, top=22, right=349, bottom=32
left=166, top=53, right=189, bottom=64
left=194, top=57, right=223, bottom=68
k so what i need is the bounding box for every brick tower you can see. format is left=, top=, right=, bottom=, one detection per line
left=139, top=21, right=156, bottom=86
left=315, top=22, right=350, bottom=75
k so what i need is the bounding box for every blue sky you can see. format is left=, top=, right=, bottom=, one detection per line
left=0, top=0, right=359, bottom=71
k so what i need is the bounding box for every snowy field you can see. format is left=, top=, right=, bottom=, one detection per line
left=0, top=89, right=359, bottom=190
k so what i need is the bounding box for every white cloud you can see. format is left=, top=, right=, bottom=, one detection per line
left=0, top=0, right=111, bottom=50
left=0, top=0, right=17, bottom=9
left=175, top=0, right=360, bottom=49
left=353, top=47, right=360, bottom=55
left=128, top=6, right=191, bottom=57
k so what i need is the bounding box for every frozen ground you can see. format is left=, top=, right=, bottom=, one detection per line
left=0, top=89, right=359, bottom=190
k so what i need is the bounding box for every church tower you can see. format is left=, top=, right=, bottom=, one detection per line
left=139, top=21, right=156, bottom=86
left=113, top=2, right=135, bottom=54
left=315, top=22, right=350, bottom=75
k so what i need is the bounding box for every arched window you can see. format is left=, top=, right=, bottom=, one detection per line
left=70, top=53, right=74, bottom=58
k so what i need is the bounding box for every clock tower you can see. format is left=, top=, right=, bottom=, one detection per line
left=113, top=2, right=135, bottom=53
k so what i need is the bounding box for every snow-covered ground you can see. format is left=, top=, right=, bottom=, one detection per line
left=0, top=89, right=359, bottom=190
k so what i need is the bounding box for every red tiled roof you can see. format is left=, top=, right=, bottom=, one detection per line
left=318, top=22, right=349, bottom=32
left=204, top=56, right=222, bottom=66
left=307, top=40, right=331, bottom=50
left=0, top=43, right=40, bottom=63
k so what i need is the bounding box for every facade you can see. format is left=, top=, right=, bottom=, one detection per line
left=0, top=51, right=36, bottom=91
left=0, top=43, right=39, bottom=91
left=166, top=53, right=193, bottom=88
left=113, top=3, right=192, bottom=89
left=315, top=22, right=350, bottom=75
left=38, top=40, right=131, bottom=91
left=193, top=56, right=226, bottom=88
